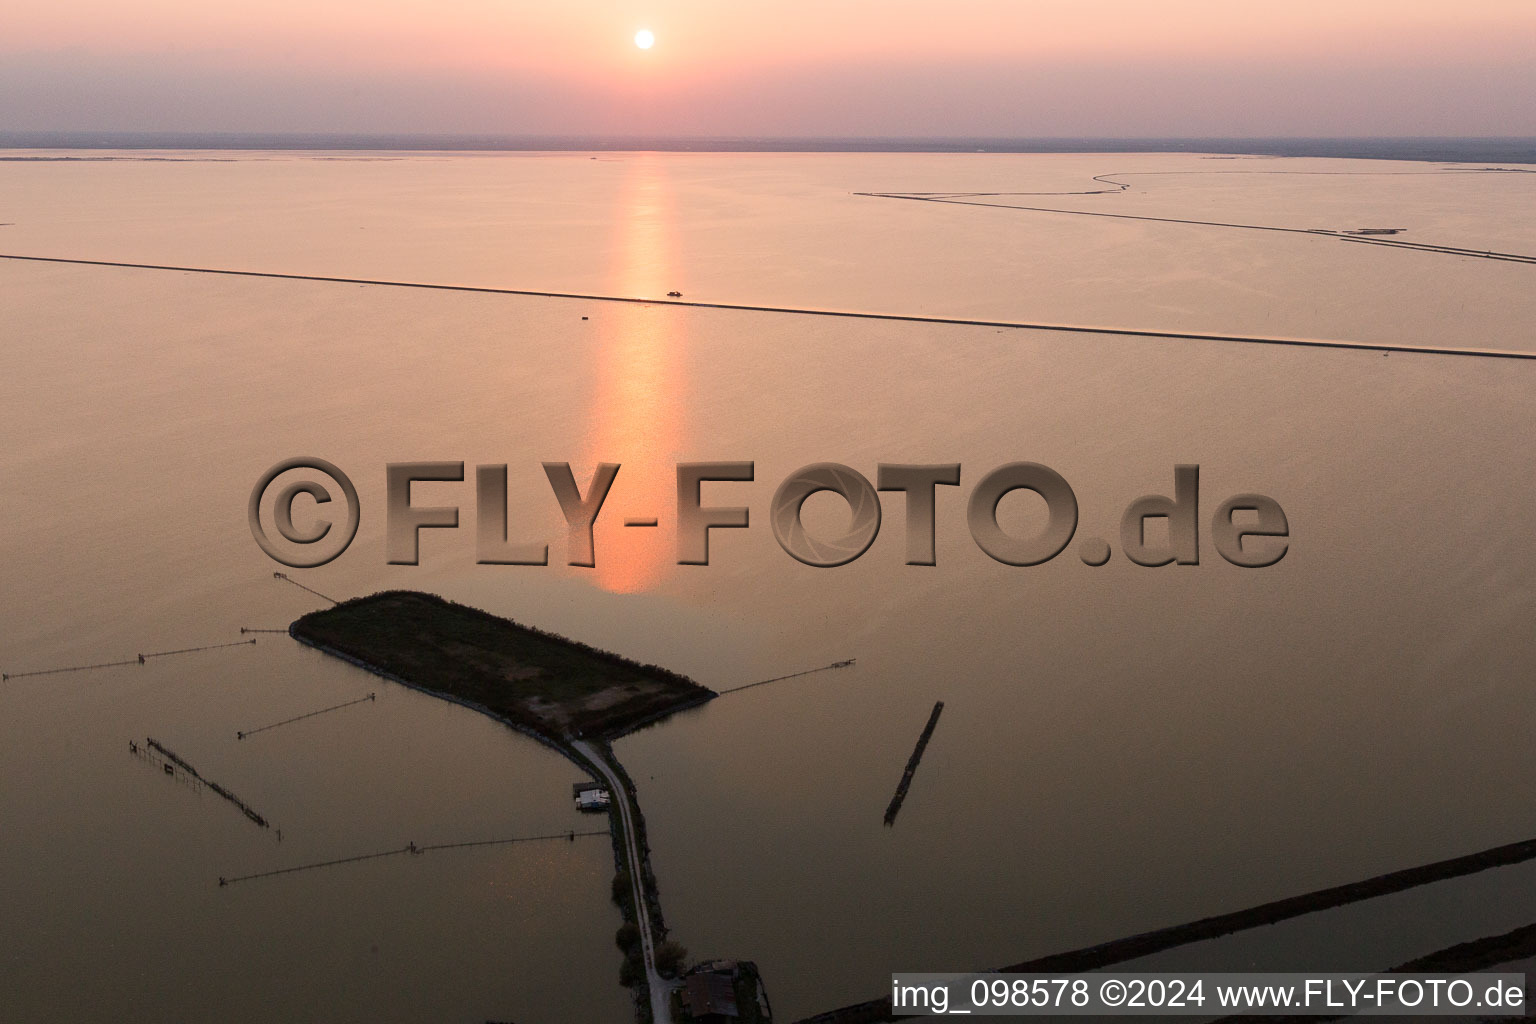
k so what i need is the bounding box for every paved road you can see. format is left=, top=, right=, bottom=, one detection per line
left=574, top=740, right=674, bottom=1024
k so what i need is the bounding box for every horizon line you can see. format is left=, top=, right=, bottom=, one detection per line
left=1, top=132, right=1533, bottom=160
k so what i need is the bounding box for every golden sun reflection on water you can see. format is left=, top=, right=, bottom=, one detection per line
left=586, top=156, right=687, bottom=593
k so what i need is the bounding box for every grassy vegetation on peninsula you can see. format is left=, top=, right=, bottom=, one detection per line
left=291, top=590, right=715, bottom=740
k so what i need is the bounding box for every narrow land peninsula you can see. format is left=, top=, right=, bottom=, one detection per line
left=290, top=590, right=715, bottom=742
left=290, top=590, right=735, bottom=1024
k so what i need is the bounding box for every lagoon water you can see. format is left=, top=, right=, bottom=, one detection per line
left=2, top=151, right=1535, bottom=1022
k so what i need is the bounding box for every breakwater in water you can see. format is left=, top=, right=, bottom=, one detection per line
left=884, top=701, right=944, bottom=826
left=796, top=828, right=1536, bottom=1022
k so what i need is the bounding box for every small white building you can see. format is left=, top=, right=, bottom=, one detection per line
left=573, top=781, right=611, bottom=812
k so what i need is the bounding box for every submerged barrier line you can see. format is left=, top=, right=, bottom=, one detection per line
left=218, top=830, right=608, bottom=886
left=221, top=847, right=405, bottom=885
left=3, top=657, right=140, bottom=680
left=4, top=638, right=256, bottom=681
left=857, top=171, right=1536, bottom=266
left=414, top=833, right=603, bottom=853
left=143, top=640, right=256, bottom=659
left=271, top=572, right=338, bottom=605
left=717, top=659, right=856, bottom=695
left=238, top=692, right=376, bottom=739
left=4, top=252, right=1534, bottom=361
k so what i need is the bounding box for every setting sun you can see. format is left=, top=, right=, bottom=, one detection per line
left=633, top=28, right=654, bottom=49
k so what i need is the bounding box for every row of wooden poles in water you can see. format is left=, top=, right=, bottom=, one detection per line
left=129, top=723, right=610, bottom=888
left=22, top=570, right=1536, bottom=992
left=132, top=737, right=272, bottom=830
left=2, top=638, right=257, bottom=681
left=218, top=830, right=611, bottom=888
left=3, top=583, right=884, bottom=890
left=0, top=574, right=329, bottom=683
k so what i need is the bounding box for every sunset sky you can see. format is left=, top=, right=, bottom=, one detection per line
left=4, top=0, right=1535, bottom=136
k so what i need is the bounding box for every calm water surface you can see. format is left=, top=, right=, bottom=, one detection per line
left=1, top=152, right=1534, bottom=1022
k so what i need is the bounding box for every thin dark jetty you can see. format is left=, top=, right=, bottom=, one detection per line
left=864, top=190, right=1536, bottom=265
left=717, top=658, right=856, bottom=695
left=796, top=831, right=1536, bottom=1022
left=4, top=638, right=255, bottom=680
left=272, top=571, right=338, bottom=605
left=884, top=701, right=944, bottom=826
left=4, top=252, right=1533, bottom=361
left=237, top=692, right=376, bottom=739
left=217, top=829, right=608, bottom=886
left=240, top=627, right=290, bottom=634
left=996, top=834, right=1536, bottom=972
left=1388, top=921, right=1536, bottom=972
left=144, top=738, right=270, bottom=829
left=1209, top=922, right=1536, bottom=1022
left=857, top=167, right=1536, bottom=267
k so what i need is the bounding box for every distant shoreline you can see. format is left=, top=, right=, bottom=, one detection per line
left=1, top=133, right=1533, bottom=163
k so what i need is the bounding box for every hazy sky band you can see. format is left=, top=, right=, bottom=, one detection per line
left=6, top=0, right=1536, bottom=135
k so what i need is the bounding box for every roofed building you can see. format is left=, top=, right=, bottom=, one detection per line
left=680, top=970, right=739, bottom=1021
left=572, top=780, right=610, bottom=812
